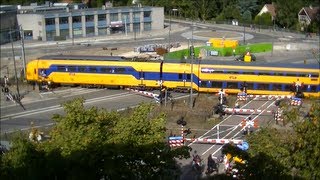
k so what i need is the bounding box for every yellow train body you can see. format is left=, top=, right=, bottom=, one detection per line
left=26, top=55, right=320, bottom=97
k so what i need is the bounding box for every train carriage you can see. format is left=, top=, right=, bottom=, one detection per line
left=26, top=55, right=320, bottom=97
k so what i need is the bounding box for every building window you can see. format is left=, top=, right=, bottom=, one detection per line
left=98, top=14, right=106, bottom=21
left=72, top=16, right=81, bottom=23
left=45, top=18, right=55, bottom=25
left=59, top=17, right=68, bottom=24
left=98, top=27, right=107, bottom=35
left=122, top=13, right=129, bottom=22
left=133, top=23, right=140, bottom=32
left=46, top=30, right=56, bottom=41
left=144, top=22, right=151, bottom=31
left=144, top=11, right=151, bottom=18
left=60, top=29, right=69, bottom=39
left=24, top=30, right=33, bottom=40
left=133, top=12, right=140, bottom=21
left=110, top=13, right=118, bottom=21
left=73, top=28, right=82, bottom=37
left=86, top=27, right=94, bottom=37
left=86, top=15, right=94, bottom=22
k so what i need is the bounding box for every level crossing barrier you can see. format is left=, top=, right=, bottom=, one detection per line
left=126, top=88, right=159, bottom=98
left=237, top=93, right=293, bottom=101
left=223, top=108, right=273, bottom=114
left=184, top=138, right=243, bottom=145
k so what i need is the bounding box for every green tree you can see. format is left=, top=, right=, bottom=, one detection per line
left=242, top=10, right=253, bottom=23
left=1, top=99, right=190, bottom=179
left=245, top=102, right=320, bottom=179
left=254, top=12, right=273, bottom=26
left=274, top=0, right=303, bottom=28
left=0, top=134, right=47, bottom=180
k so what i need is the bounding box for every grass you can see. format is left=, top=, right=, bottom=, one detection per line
left=165, top=43, right=273, bottom=60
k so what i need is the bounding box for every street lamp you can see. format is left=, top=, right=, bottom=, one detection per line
left=9, top=29, right=21, bottom=100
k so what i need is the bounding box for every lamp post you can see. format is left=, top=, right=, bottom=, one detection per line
left=9, top=29, right=21, bottom=100
left=19, top=26, right=26, bottom=79
left=190, top=19, right=194, bottom=109
left=168, top=8, right=178, bottom=53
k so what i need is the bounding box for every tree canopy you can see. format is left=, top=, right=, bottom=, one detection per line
left=243, top=101, right=320, bottom=179
left=0, top=98, right=191, bottom=179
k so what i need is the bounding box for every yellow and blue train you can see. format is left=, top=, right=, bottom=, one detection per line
left=26, top=55, right=320, bottom=97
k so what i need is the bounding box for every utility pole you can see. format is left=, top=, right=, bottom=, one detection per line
left=168, top=10, right=172, bottom=52
left=9, top=29, right=20, bottom=99
left=243, top=24, right=246, bottom=45
left=190, top=45, right=194, bottom=109
left=20, top=25, right=26, bottom=79
left=190, top=18, right=194, bottom=109
left=124, top=17, right=127, bottom=36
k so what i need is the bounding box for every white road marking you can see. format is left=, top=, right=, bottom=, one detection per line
left=202, top=100, right=275, bottom=156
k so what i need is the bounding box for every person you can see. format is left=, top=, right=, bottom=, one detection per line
left=4, top=76, right=9, bottom=87
left=240, top=81, right=248, bottom=93
left=232, top=49, right=236, bottom=57
left=234, top=101, right=240, bottom=108
left=206, top=154, right=217, bottom=173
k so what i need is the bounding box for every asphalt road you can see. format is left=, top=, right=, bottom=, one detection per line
left=0, top=88, right=155, bottom=134
left=179, top=97, right=278, bottom=179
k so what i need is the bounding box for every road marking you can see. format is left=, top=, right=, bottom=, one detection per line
left=0, top=92, right=131, bottom=121
left=202, top=100, right=275, bottom=156
left=188, top=99, right=255, bottom=146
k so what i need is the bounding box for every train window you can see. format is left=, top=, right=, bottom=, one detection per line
left=246, top=83, right=254, bottom=90
left=257, top=83, right=269, bottom=90
left=212, top=82, right=223, bottom=88
left=258, top=72, right=270, bottom=76
left=101, top=67, right=112, bottom=73
left=78, top=66, right=86, bottom=72
left=214, top=71, right=224, bottom=74
left=283, top=84, right=293, bottom=91
left=57, top=66, right=65, bottom=72
left=297, top=73, right=306, bottom=77
left=225, top=71, right=239, bottom=74
left=200, top=81, right=207, bottom=87
left=273, top=72, right=283, bottom=76
left=89, top=67, right=97, bottom=73
left=178, top=74, right=183, bottom=79
left=310, top=85, right=318, bottom=92
left=272, top=84, right=282, bottom=91
left=68, top=66, right=76, bottom=72
left=186, top=74, right=191, bottom=80
left=242, top=71, right=255, bottom=75
left=285, top=73, right=297, bottom=77
left=114, top=68, right=126, bottom=73
left=226, top=82, right=238, bottom=89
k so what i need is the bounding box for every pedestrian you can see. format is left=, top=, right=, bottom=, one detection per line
left=233, top=49, right=236, bottom=58
left=4, top=76, right=9, bottom=87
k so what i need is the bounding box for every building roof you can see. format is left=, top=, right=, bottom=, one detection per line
left=300, top=6, right=320, bottom=21
left=265, top=4, right=276, bottom=17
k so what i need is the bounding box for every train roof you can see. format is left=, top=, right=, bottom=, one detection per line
left=37, top=55, right=319, bottom=70
left=164, top=59, right=320, bottom=69
left=39, top=55, right=128, bottom=61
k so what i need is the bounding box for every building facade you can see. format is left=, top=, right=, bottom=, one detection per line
left=17, top=6, right=164, bottom=41
left=0, top=5, right=19, bottom=44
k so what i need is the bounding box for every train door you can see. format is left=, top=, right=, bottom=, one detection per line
left=178, top=71, right=190, bottom=87
left=139, top=70, right=145, bottom=86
